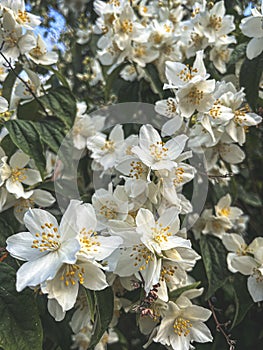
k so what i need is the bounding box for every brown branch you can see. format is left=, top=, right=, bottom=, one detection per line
left=208, top=299, right=236, bottom=350
left=0, top=44, right=50, bottom=118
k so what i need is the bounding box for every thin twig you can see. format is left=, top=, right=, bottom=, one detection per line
left=0, top=44, right=50, bottom=118
left=208, top=299, right=236, bottom=350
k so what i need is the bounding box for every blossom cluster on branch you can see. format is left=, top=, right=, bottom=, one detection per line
left=0, top=1, right=262, bottom=350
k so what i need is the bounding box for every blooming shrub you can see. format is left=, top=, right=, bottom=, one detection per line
left=0, top=1, right=263, bottom=350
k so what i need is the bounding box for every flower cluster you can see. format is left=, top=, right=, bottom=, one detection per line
left=0, top=1, right=263, bottom=350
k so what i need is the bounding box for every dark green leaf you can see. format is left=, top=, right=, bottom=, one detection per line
left=200, top=235, right=231, bottom=300
left=40, top=87, right=76, bottom=128
left=169, top=282, right=201, bottom=301
left=2, top=65, right=22, bottom=103
left=5, top=120, right=46, bottom=178
left=0, top=263, right=43, bottom=350
left=238, top=185, right=262, bottom=207
left=0, top=217, right=13, bottom=246
left=231, top=274, right=253, bottom=328
left=34, top=121, right=65, bottom=154
left=17, top=99, right=43, bottom=122
left=89, top=287, right=114, bottom=349
left=0, top=135, right=17, bottom=158
left=228, top=43, right=247, bottom=66
left=239, top=51, right=263, bottom=110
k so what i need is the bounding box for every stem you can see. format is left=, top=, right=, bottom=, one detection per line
left=208, top=299, right=236, bottom=350
left=0, top=45, right=50, bottom=118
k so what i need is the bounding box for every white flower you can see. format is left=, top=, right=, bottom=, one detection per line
left=72, top=102, right=105, bottom=150
left=222, top=233, right=261, bottom=274
left=0, top=9, right=36, bottom=60
left=0, top=150, right=42, bottom=199
left=196, top=1, right=235, bottom=44
left=223, top=234, right=263, bottom=302
left=240, top=3, right=263, bottom=59
left=6, top=200, right=82, bottom=291
left=92, top=187, right=129, bottom=229
left=136, top=208, right=191, bottom=256
left=28, top=35, right=58, bottom=65
left=112, top=4, right=148, bottom=50
left=1, top=0, right=41, bottom=29
left=13, top=189, right=56, bottom=223
left=87, top=124, right=125, bottom=170
left=164, top=51, right=215, bottom=118
left=109, top=208, right=191, bottom=293
left=147, top=300, right=212, bottom=349
left=41, top=203, right=122, bottom=313
left=115, top=155, right=149, bottom=198
left=132, top=124, right=188, bottom=172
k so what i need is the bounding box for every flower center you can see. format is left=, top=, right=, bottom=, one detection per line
left=209, top=105, right=221, bottom=119
left=129, top=160, right=145, bottom=179
left=60, top=264, right=85, bottom=286
left=187, top=87, right=204, bottom=105
left=218, top=207, right=230, bottom=217
left=149, top=142, right=168, bottom=160
left=121, top=19, right=133, bottom=33
left=129, top=244, right=154, bottom=271
left=151, top=224, right=172, bottom=244
left=30, top=45, right=46, bottom=58
left=17, top=10, right=30, bottom=24
left=209, top=15, right=222, bottom=31
left=173, top=317, right=192, bottom=336
left=134, top=45, right=146, bottom=58
left=166, top=98, right=177, bottom=115
left=31, top=222, right=61, bottom=252
left=79, top=228, right=101, bottom=254
left=178, top=65, right=198, bottom=82
left=99, top=201, right=118, bottom=219
left=173, top=167, right=185, bottom=186
left=101, top=140, right=115, bottom=152
left=11, top=167, right=27, bottom=183
left=161, top=263, right=177, bottom=282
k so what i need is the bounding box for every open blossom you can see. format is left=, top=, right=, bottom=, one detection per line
left=132, top=124, right=188, bottom=172
left=109, top=207, right=192, bottom=293
left=164, top=51, right=215, bottom=118
left=146, top=298, right=212, bottom=350
left=28, top=34, right=58, bottom=65
left=0, top=150, right=42, bottom=199
left=6, top=200, right=82, bottom=291
left=240, top=3, right=263, bottom=59
left=223, top=234, right=263, bottom=302
left=0, top=8, right=36, bottom=60
left=41, top=203, right=122, bottom=312
left=87, top=124, right=125, bottom=170
left=1, top=0, right=41, bottom=29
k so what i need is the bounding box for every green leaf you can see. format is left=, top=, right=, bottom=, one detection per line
left=2, top=65, right=22, bottom=103
left=231, top=274, right=253, bottom=328
left=17, top=99, right=43, bottom=122
left=34, top=121, right=65, bottom=154
left=5, top=120, right=46, bottom=178
left=89, top=287, right=114, bottom=349
left=104, top=63, right=126, bottom=101
left=48, top=68, right=71, bottom=89
left=169, top=282, right=201, bottom=301
left=228, top=43, right=246, bottom=66
left=238, top=186, right=262, bottom=207
left=200, top=235, right=231, bottom=300
left=40, top=87, right=76, bottom=128
left=0, top=216, right=13, bottom=246
left=0, top=135, right=17, bottom=158
left=0, top=263, right=43, bottom=350
left=239, top=51, right=263, bottom=109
